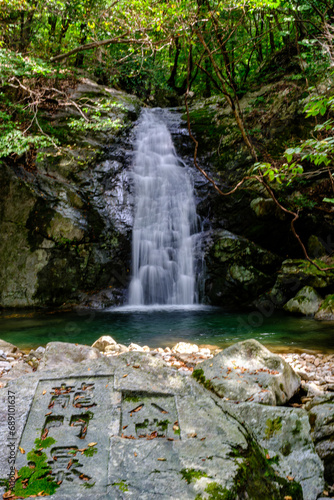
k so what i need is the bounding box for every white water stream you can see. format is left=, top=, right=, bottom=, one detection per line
left=129, top=109, right=200, bottom=306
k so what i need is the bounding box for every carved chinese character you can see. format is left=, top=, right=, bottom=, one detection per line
left=48, top=447, right=94, bottom=486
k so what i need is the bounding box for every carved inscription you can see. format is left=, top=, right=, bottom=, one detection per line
left=16, top=376, right=115, bottom=497
left=120, top=392, right=180, bottom=440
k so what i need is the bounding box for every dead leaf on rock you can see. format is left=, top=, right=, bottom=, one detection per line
left=88, top=442, right=97, bottom=447
left=19, top=447, right=25, bottom=454
left=122, top=374, right=128, bottom=378
left=157, top=458, right=166, bottom=461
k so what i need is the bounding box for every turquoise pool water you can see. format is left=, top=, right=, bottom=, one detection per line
left=0, top=306, right=333, bottom=353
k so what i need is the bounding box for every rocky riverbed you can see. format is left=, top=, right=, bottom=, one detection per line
left=0, top=337, right=333, bottom=499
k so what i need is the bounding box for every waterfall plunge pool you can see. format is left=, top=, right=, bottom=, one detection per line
left=0, top=307, right=333, bottom=354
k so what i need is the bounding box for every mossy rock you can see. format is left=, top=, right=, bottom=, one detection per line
left=315, top=293, right=334, bottom=320
left=284, top=285, right=323, bottom=316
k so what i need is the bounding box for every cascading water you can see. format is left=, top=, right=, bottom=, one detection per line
left=129, top=109, right=200, bottom=306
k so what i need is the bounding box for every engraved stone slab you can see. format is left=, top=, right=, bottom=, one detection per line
left=15, top=376, right=116, bottom=498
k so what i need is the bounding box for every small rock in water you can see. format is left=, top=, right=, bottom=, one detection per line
left=172, top=342, right=199, bottom=354
left=92, top=335, right=117, bottom=352
left=128, top=343, right=144, bottom=352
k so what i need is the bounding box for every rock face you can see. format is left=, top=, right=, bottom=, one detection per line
left=204, top=230, right=281, bottom=307
left=0, top=79, right=141, bottom=308
left=308, top=395, right=334, bottom=484
left=284, top=285, right=323, bottom=316
left=195, top=339, right=301, bottom=405
left=316, top=294, right=334, bottom=320
left=0, top=349, right=305, bottom=499
left=271, top=259, right=334, bottom=307
left=226, top=403, right=324, bottom=500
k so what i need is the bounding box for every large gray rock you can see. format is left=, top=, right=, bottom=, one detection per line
left=225, top=402, right=324, bottom=500
left=284, top=286, right=323, bottom=316
left=38, top=341, right=102, bottom=370
left=195, top=339, right=300, bottom=405
left=0, top=352, right=303, bottom=499
left=308, top=401, right=334, bottom=484
left=0, top=338, right=20, bottom=354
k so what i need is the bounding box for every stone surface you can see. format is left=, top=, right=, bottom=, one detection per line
left=0, top=80, right=142, bottom=309
left=225, top=402, right=324, bottom=500
left=308, top=402, right=334, bottom=483
left=284, top=285, right=323, bottom=316
left=0, top=339, right=20, bottom=354
left=92, top=335, right=117, bottom=352
left=316, top=294, right=334, bottom=321
left=205, top=229, right=281, bottom=307
left=38, top=342, right=102, bottom=370
left=172, top=342, right=199, bottom=354
left=0, top=352, right=304, bottom=499
left=270, top=259, right=334, bottom=306
left=196, top=339, right=300, bottom=405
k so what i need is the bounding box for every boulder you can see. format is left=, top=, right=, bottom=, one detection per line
left=284, top=286, right=323, bottom=316
left=0, top=339, right=20, bottom=354
left=315, top=294, right=334, bottom=321
left=92, top=335, right=117, bottom=352
left=0, top=351, right=305, bottom=500
left=270, top=259, right=334, bottom=306
left=172, top=342, right=199, bottom=354
left=194, top=339, right=300, bottom=405
left=225, top=402, right=324, bottom=500
left=205, top=230, right=281, bottom=307
left=38, top=341, right=101, bottom=370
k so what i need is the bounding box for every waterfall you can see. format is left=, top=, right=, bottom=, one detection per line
left=129, top=109, right=200, bottom=306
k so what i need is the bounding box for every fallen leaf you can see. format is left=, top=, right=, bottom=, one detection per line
left=287, top=475, right=294, bottom=481
left=88, top=442, right=97, bottom=447
left=19, top=447, right=25, bottom=454
left=134, top=452, right=137, bottom=457
left=157, top=458, right=166, bottom=461
left=209, top=363, right=213, bottom=367
left=323, top=492, right=329, bottom=497
left=132, top=405, right=143, bottom=413
left=42, top=390, right=47, bottom=395
left=44, top=412, right=52, bottom=416
left=123, top=374, right=128, bottom=378
left=105, top=384, right=108, bottom=388
left=187, top=433, right=197, bottom=438
left=41, top=428, right=49, bottom=440
left=3, top=492, right=14, bottom=499
left=123, top=425, right=128, bottom=430
left=132, top=365, right=140, bottom=369
left=200, top=437, right=206, bottom=441
left=266, top=454, right=270, bottom=459
left=284, top=497, right=293, bottom=500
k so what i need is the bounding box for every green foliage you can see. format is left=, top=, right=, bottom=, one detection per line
left=11, top=443, right=59, bottom=498
left=112, top=480, right=129, bottom=492
left=180, top=468, right=208, bottom=484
